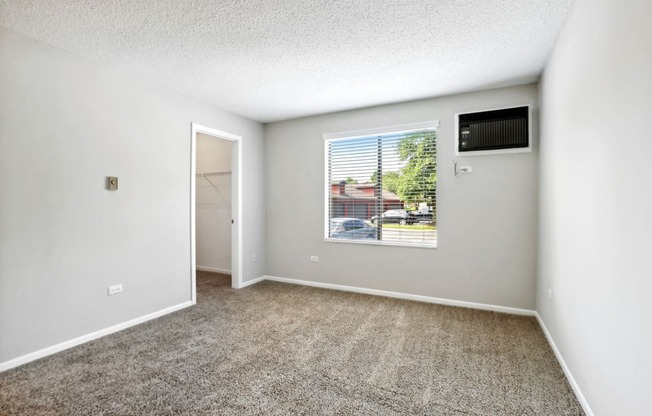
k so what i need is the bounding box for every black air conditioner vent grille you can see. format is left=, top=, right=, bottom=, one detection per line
left=458, top=106, right=529, bottom=152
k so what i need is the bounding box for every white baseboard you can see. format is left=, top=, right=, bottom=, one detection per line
left=263, top=275, right=535, bottom=316
left=535, top=312, right=594, bottom=416
left=196, top=265, right=231, bottom=274
left=0, top=301, right=193, bottom=373
left=239, top=275, right=266, bottom=288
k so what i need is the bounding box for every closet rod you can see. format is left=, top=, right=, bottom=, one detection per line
left=196, top=171, right=231, bottom=177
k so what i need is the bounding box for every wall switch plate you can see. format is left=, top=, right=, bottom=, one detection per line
left=107, top=176, right=118, bottom=190
left=548, top=289, right=553, bottom=300
left=252, top=253, right=257, bottom=262
left=310, top=256, right=319, bottom=262
left=108, top=284, right=123, bottom=296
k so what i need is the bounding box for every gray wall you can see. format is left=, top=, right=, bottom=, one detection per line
left=0, top=27, right=266, bottom=363
left=266, top=84, right=539, bottom=309
left=538, top=0, right=652, bottom=414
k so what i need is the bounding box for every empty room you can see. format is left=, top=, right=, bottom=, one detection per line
left=0, top=0, right=650, bottom=415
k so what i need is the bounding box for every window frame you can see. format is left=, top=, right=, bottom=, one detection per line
left=323, top=120, right=440, bottom=249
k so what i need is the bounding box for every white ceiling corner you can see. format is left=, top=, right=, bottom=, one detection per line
left=0, top=0, right=575, bottom=122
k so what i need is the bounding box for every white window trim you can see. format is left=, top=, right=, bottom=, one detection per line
left=323, top=120, right=440, bottom=248
left=323, top=120, right=440, bottom=142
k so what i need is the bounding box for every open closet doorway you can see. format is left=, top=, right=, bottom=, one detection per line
left=190, top=123, right=243, bottom=304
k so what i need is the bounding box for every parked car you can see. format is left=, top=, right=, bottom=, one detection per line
left=410, top=208, right=434, bottom=223
left=370, top=209, right=417, bottom=225
left=330, top=218, right=377, bottom=239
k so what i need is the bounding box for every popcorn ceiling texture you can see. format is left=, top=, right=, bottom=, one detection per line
left=0, top=0, right=574, bottom=122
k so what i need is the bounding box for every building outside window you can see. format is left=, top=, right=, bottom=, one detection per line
left=324, top=122, right=438, bottom=248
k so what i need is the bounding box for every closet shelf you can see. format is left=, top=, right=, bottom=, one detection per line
left=196, top=171, right=231, bottom=177
left=196, top=172, right=230, bottom=196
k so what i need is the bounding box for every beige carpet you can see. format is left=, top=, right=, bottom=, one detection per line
left=0, top=271, right=583, bottom=415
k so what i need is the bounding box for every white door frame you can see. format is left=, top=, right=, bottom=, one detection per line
left=190, top=123, right=243, bottom=304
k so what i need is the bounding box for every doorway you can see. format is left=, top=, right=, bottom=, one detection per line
left=190, top=123, right=243, bottom=304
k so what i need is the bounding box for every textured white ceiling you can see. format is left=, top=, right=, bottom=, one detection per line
left=0, top=0, right=574, bottom=122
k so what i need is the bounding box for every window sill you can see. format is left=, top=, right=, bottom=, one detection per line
left=324, top=238, right=437, bottom=249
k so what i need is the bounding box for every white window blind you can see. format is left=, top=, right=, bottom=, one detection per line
left=325, top=124, right=437, bottom=248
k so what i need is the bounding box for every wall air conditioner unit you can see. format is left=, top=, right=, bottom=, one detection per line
left=455, top=105, right=531, bottom=155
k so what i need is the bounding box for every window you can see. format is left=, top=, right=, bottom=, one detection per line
left=324, top=121, right=438, bottom=248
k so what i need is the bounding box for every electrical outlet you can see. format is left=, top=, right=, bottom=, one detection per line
left=310, top=256, right=319, bottom=262
left=548, top=289, right=553, bottom=301
left=108, top=284, right=123, bottom=296
left=252, top=253, right=257, bottom=262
